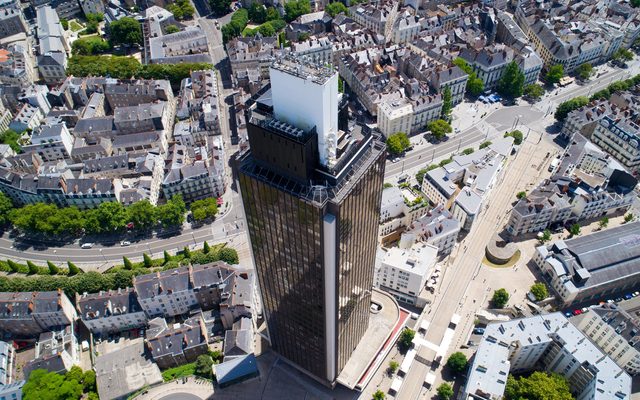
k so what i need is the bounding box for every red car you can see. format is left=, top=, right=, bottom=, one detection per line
left=572, top=309, right=582, bottom=316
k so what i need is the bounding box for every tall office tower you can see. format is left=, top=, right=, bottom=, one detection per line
left=238, top=56, right=386, bottom=386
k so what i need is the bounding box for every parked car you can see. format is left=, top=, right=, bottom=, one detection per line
left=392, top=158, right=400, bottom=163
left=81, top=243, right=94, bottom=249
left=572, top=309, right=582, bottom=316
left=120, top=240, right=131, bottom=247
left=625, top=293, right=633, bottom=300
left=473, top=327, right=485, bottom=335
left=564, top=312, right=573, bottom=318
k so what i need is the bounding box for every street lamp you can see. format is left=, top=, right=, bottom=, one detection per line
left=53, top=250, right=60, bottom=264
left=191, top=232, right=197, bottom=246
left=99, top=248, right=107, bottom=263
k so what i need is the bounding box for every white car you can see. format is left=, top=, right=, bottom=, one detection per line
left=391, top=158, right=400, bottom=163
left=81, top=243, right=94, bottom=249
left=120, top=240, right=131, bottom=247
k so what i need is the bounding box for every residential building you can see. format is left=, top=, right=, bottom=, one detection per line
left=145, top=315, right=209, bottom=369
left=79, top=0, right=105, bottom=17
left=0, top=1, right=27, bottom=40
left=238, top=57, right=386, bottom=385
left=0, top=291, right=76, bottom=337
left=463, top=313, right=631, bottom=400
left=104, top=80, right=173, bottom=109
left=291, top=36, right=333, bottom=65
left=0, top=341, right=14, bottom=386
left=21, top=124, right=74, bottom=162
left=226, top=36, right=282, bottom=82
left=507, top=135, right=637, bottom=236
left=36, top=6, right=68, bottom=84
left=573, top=305, right=640, bottom=376
left=379, top=185, right=429, bottom=239
left=133, top=267, right=197, bottom=317
left=0, top=43, right=36, bottom=87
left=76, top=288, right=147, bottom=336
left=404, top=204, right=460, bottom=255
left=0, top=381, right=24, bottom=400
left=374, top=238, right=438, bottom=306
left=148, top=27, right=211, bottom=65
left=459, top=44, right=515, bottom=90
left=422, top=138, right=513, bottom=230
left=592, top=115, right=640, bottom=174
left=533, top=222, right=640, bottom=306
left=392, top=11, right=421, bottom=44
left=9, top=103, right=43, bottom=133
left=23, top=326, right=79, bottom=378
left=349, top=0, right=399, bottom=42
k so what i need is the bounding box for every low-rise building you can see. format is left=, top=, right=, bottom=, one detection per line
left=379, top=185, right=429, bottom=239
left=0, top=341, right=15, bottom=386
left=134, top=267, right=197, bottom=318
left=0, top=381, right=24, bottom=400
left=23, top=326, right=78, bottom=378
left=0, top=291, right=76, bottom=337
left=375, top=236, right=438, bottom=307
left=592, top=115, right=640, bottom=174
left=463, top=313, right=631, bottom=400
left=36, top=6, right=68, bottom=84
left=349, top=0, right=399, bottom=42
left=0, top=1, right=28, bottom=40
left=9, top=103, right=43, bottom=133
left=573, top=305, right=640, bottom=376
left=404, top=204, right=460, bottom=256
left=145, top=315, right=209, bottom=369
left=533, top=222, right=640, bottom=305
left=21, top=124, right=74, bottom=162
left=76, top=288, right=147, bottom=336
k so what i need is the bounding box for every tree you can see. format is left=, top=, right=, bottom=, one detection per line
left=545, top=65, right=564, bottom=85
left=284, top=0, right=311, bottom=22
left=82, top=370, right=96, bottom=393
left=203, top=241, right=211, bottom=254
left=436, top=383, right=454, bottom=400
left=441, top=86, right=452, bottom=118
left=388, top=360, right=399, bottom=374
left=427, top=119, right=453, bottom=140
left=446, top=352, right=468, bottom=374
left=372, top=390, right=385, bottom=400
left=498, top=61, right=525, bottom=98
left=540, top=229, right=551, bottom=243
left=461, top=147, right=474, bottom=155
left=47, top=260, right=59, bottom=275
left=143, top=253, right=153, bottom=268
left=0, top=192, right=13, bottom=226
left=163, top=250, right=172, bottom=265
left=555, top=96, right=589, bottom=122
left=530, top=283, right=548, bottom=301
left=453, top=58, right=484, bottom=96
left=386, top=132, right=411, bottom=155
left=183, top=246, right=192, bottom=259
left=416, top=168, right=428, bottom=185
left=68, top=262, right=82, bottom=276
left=625, top=213, right=635, bottom=223
left=504, top=130, right=524, bottom=145
left=156, top=195, right=186, bottom=228
left=325, top=2, right=348, bottom=17
left=576, top=63, right=593, bottom=80
left=7, top=260, right=20, bottom=273
left=398, top=328, right=415, bottom=351
left=109, top=17, right=143, bottom=46
left=23, top=369, right=83, bottom=400
left=516, top=191, right=527, bottom=200
left=167, top=0, right=195, bottom=20
left=218, top=247, right=239, bottom=264
left=599, top=216, right=609, bottom=229
left=126, top=200, right=156, bottom=231
left=613, top=48, right=634, bottom=62
left=210, top=0, right=232, bottom=15
left=258, top=23, right=275, bottom=36
left=0, top=129, right=22, bottom=152
left=634, top=0, right=640, bottom=9
left=266, top=6, right=279, bottom=21
left=60, top=18, right=69, bottom=30
left=524, top=84, right=545, bottom=100
left=492, top=288, right=509, bottom=308
left=27, top=261, right=38, bottom=275
left=191, top=198, right=218, bottom=222
left=194, top=354, right=214, bottom=379
left=505, top=372, right=573, bottom=400
left=569, top=223, right=581, bottom=237
left=479, top=141, right=492, bottom=149
left=123, top=256, right=133, bottom=270
left=165, top=24, right=180, bottom=34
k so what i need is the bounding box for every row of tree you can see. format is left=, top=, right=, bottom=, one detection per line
left=66, top=55, right=213, bottom=87
left=24, top=366, right=97, bottom=400
left=4, top=195, right=187, bottom=236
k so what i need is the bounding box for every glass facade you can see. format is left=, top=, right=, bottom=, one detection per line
left=239, top=121, right=386, bottom=385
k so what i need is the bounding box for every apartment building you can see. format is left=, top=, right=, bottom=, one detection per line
left=392, top=11, right=421, bottom=44
left=36, top=6, right=68, bottom=84
left=464, top=313, right=631, bottom=400
left=76, top=288, right=147, bottom=335
left=507, top=134, right=637, bottom=236
left=405, top=204, right=460, bottom=255
left=592, top=115, right=640, bottom=174
left=9, top=103, right=43, bottom=133
left=133, top=267, right=198, bottom=317
left=0, top=341, right=15, bottom=386
left=379, top=185, right=429, bottom=239
left=291, top=36, right=333, bottom=66
left=0, top=291, right=76, bottom=337
left=349, top=0, right=399, bottom=42
left=23, top=326, right=78, bottom=378
left=459, top=44, right=515, bottom=90
left=573, top=305, right=640, bottom=376
left=145, top=315, right=209, bottom=369
left=0, top=1, right=27, bottom=40
left=21, top=124, right=74, bottom=162
left=533, top=222, right=640, bottom=306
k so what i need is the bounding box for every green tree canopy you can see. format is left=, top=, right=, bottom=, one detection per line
left=540, top=229, right=551, bottom=243
left=165, top=24, right=180, bottom=34
left=248, top=2, right=267, bottom=22
left=492, top=288, right=509, bottom=308
left=191, top=198, right=218, bottom=222
left=555, top=96, right=589, bottom=121
left=325, top=2, right=348, bottom=17
left=109, top=17, right=143, bottom=46
left=156, top=195, right=186, bottom=228
left=284, top=0, right=311, bottom=22
left=126, top=200, right=156, bottom=231
left=372, top=390, right=386, bottom=400
left=479, top=140, right=492, bottom=149
left=398, top=328, right=415, bottom=351
left=505, top=372, right=574, bottom=400
left=569, top=223, right=581, bottom=237
left=498, top=61, right=525, bottom=98
left=416, top=168, right=428, bottom=185
left=210, top=0, right=232, bottom=15
left=167, top=0, right=194, bottom=20
left=221, top=9, right=249, bottom=42
left=441, top=86, right=452, bottom=118
left=427, top=119, right=453, bottom=140
left=546, top=65, right=564, bottom=85
left=530, top=283, right=548, bottom=301
left=437, top=383, right=454, bottom=400
left=575, top=63, right=593, bottom=80
left=613, top=48, right=634, bottom=62
left=461, top=147, right=474, bottom=155
left=453, top=58, right=484, bottom=96
left=194, top=354, right=214, bottom=379
left=0, top=192, right=13, bottom=226
left=23, top=369, right=83, bottom=400
left=504, top=130, right=524, bottom=145
left=446, top=352, right=468, bottom=374
left=0, top=129, right=22, bottom=152
left=218, top=247, right=239, bottom=264
left=524, top=84, right=545, bottom=100
left=386, top=132, right=411, bottom=155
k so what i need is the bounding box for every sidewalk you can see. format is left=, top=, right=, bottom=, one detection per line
left=132, top=376, right=214, bottom=400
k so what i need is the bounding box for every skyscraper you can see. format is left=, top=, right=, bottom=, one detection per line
left=238, top=56, right=386, bottom=386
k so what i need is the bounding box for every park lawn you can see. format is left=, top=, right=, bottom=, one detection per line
left=161, top=362, right=196, bottom=381
left=69, top=19, right=84, bottom=32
